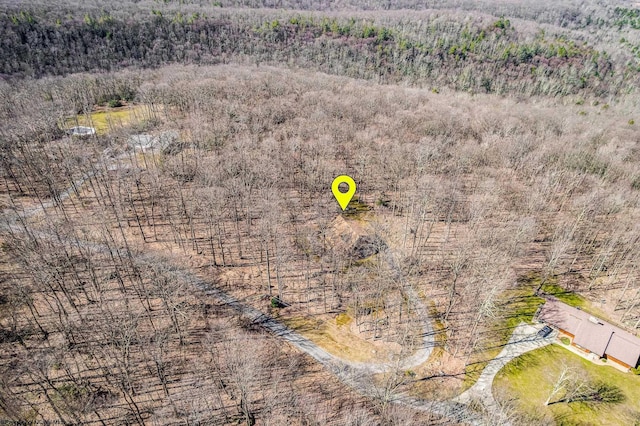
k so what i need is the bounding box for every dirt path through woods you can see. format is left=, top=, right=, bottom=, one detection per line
left=0, top=157, right=488, bottom=424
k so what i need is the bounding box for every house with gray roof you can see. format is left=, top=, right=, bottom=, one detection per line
left=537, top=298, right=640, bottom=370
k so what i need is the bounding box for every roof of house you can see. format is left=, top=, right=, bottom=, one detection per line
left=607, top=333, right=640, bottom=366
left=538, top=298, right=640, bottom=367
left=572, top=321, right=613, bottom=358
left=68, top=126, right=96, bottom=136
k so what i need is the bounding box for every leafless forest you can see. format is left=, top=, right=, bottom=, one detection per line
left=1, top=0, right=640, bottom=425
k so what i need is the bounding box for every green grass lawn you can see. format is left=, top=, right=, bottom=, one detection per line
left=541, top=282, right=586, bottom=308
left=494, top=344, right=640, bottom=425
left=541, top=281, right=618, bottom=325
left=463, top=273, right=597, bottom=392
left=64, top=104, right=150, bottom=135
left=463, top=280, right=545, bottom=390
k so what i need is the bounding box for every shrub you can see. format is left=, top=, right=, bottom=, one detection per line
left=270, top=297, right=285, bottom=308
left=108, top=99, right=123, bottom=108
left=567, top=151, right=608, bottom=177
left=629, top=119, right=635, bottom=125
left=336, top=313, right=351, bottom=326
left=405, top=370, right=416, bottom=378
left=493, top=16, right=511, bottom=30
left=376, top=195, right=390, bottom=207
left=560, top=337, right=570, bottom=345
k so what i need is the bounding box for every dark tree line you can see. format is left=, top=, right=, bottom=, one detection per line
left=0, top=4, right=633, bottom=98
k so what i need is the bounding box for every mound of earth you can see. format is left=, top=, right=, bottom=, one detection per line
left=327, top=216, right=386, bottom=260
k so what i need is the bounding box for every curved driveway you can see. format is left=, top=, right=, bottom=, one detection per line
left=1, top=106, right=574, bottom=425
left=455, top=323, right=554, bottom=409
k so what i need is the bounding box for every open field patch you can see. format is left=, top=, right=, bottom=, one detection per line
left=281, top=313, right=404, bottom=364
left=64, top=104, right=152, bottom=135
left=494, top=344, right=640, bottom=425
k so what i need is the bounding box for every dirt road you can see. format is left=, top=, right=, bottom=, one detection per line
left=1, top=159, right=485, bottom=424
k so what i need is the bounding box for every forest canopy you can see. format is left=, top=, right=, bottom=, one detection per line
left=0, top=0, right=638, bottom=99
left=1, top=0, right=640, bottom=425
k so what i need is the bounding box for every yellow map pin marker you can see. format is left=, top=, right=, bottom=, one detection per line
left=332, top=175, right=356, bottom=211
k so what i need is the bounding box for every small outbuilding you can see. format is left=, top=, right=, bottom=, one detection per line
left=68, top=126, right=96, bottom=137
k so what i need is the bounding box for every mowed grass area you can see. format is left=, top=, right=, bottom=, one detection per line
left=541, top=282, right=615, bottom=322
left=64, top=104, right=151, bottom=135
left=281, top=313, right=399, bottom=363
left=463, top=274, right=591, bottom=391
left=463, top=279, right=545, bottom=390
left=542, top=282, right=586, bottom=307
left=494, top=344, right=640, bottom=425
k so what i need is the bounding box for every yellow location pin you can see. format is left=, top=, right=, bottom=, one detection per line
left=332, top=175, right=356, bottom=211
